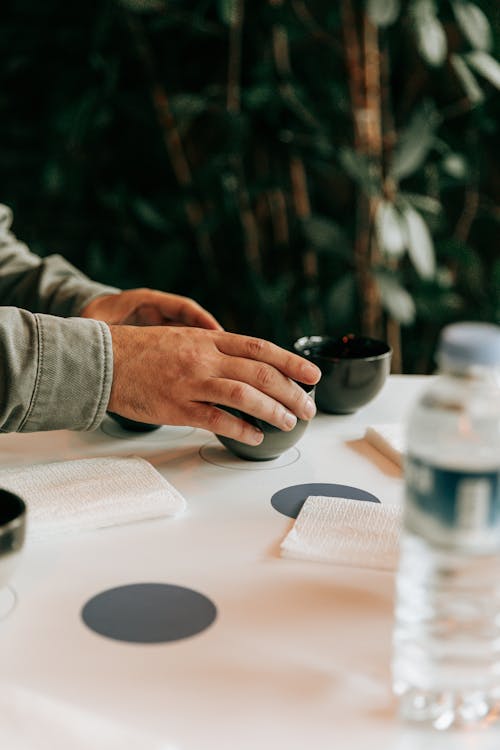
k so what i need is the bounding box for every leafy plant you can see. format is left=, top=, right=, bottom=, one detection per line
left=0, top=0, right=499, bottom=371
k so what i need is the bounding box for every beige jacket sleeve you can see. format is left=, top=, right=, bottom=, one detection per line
left=0, top=204, right=118, bottom=433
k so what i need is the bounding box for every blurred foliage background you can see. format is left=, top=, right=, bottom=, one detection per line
left=1, top=0, right=499, bottom=372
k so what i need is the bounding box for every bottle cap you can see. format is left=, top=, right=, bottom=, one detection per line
left=438, top=322, right=500, bottom=368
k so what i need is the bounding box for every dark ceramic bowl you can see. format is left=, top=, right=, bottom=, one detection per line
left=0, top=490, right=26, bottom=589
left=294, top=334, right=391, bottom=414
left=107, top=412, right=161, bottom=433
left=215, top=384, right=315, bottom=461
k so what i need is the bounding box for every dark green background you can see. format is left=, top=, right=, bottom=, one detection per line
left=1, top=0, right=499, bottom=371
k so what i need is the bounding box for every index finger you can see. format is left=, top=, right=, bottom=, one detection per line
left=152, top=292, right=223, bottom=331
left=215, top=333, right=321, bottom=384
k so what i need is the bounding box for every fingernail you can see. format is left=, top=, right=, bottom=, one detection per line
left=304, top=397, right=316, bottom=419
left=250, top=429, right=264, bottom=445
left=283, top=412, right=297, bottom=430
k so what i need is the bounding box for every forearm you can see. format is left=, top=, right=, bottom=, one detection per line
left=0, top=204, right=118, bottom=316
left=0, top=307, right=113, bottom=432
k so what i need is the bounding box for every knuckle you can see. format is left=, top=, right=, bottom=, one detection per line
left=284, top=351, right=300, bottom=376
left=178, top=297, right=192, bottom=312
left=235, top=419, right=252, bottom=442
left=246, top=337, right=266, bottom=358
left=229, top=381, right=248, bottom=404
left=270, top=399, right=284, bottom=424
left=255, top=364, right=274, bottom=389
left=205, top=407, right=225, bottom=432
left=294, top=384, right=308, bottom=408
left=181, top=342, right=201, bottom=368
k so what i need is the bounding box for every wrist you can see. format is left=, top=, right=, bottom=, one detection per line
left=107, top=324, right=128, bottom=414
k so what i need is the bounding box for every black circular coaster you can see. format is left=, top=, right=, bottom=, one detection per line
left=271, top=483, right=381, bottom=519
left=81, top=583, right=217, bottom=644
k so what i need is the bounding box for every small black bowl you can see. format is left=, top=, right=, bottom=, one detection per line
left=215, top=384, right=315, bottom=461
left=107, top=412, right=161, bottom=433
left=294, top=334, right=391, bottom=414
left=0, top=490, right=26, bottom=588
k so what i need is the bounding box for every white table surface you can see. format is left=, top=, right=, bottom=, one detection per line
left=1, top=375, right=499, bottom=750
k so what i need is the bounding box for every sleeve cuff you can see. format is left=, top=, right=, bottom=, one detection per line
left=20, top=314, right=114, bottom=432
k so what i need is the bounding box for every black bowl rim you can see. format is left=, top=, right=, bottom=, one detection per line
left=0, top=490, right=26, bottom=531
left=294, top=335, right=392, bottom=363
left=107, top=412, right=161, bottom=430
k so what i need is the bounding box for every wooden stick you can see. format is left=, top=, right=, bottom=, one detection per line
left=227, top=0, right=244, bottom=113
left=341, top=0, right=365, bottom=150
left=124, top=14, right=217, bottom=277
left=226, top=0, right=262, bottom=273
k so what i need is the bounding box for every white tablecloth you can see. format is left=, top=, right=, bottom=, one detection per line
left=2, top=376, right=495, bottom=749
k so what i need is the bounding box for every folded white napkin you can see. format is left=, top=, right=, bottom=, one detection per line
left=281, top=495, right=402, bottom=571
left=364, top=423, right=405, bottom=468
left=0, top=683, right=173, bottom=750
left=0, top=456, right=186, bottom=540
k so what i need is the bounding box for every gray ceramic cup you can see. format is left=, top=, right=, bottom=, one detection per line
left=216, top=384, right=315, bottom=461
left=0, top=490, right=26, bottom=589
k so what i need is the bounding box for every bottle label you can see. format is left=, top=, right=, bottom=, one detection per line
left=405, top=455, right=500, bottom=547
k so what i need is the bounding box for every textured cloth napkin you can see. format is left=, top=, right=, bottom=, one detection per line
left=364, top=423, right=405, bottom=468
left=281, top=495, right=403, bottom=571
left=0, top=684, right=173, bottom=750
left=0, top=456, right=186, bottom=540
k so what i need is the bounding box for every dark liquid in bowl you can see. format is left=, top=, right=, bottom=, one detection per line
left=294, top=334, right=392, bottom=414
left=306, top=336, right=390, bottom=360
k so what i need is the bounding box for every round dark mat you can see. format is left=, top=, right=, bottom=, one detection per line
left=271, top=482, right=380, bottom=519
left=82, top=583, right=217, bottom=644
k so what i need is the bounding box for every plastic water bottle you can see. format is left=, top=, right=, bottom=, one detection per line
left=392, top=322, right=500, bottom=730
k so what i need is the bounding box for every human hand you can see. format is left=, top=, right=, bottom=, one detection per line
left=108, top=326, right=320, bottom=446
left=80, top=288, right=222, bottom=330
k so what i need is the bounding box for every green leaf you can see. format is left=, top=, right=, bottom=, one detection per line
left=376, top=273, right=416, bottom=324
left=402, top=193, right=442, bottom=215
left=218, top=0, right=238, bottom=25
left=449, top=54, right=485, bottom=104
left=441, top=153, right=468, bottom=179
left=451, top=1, right=492, bottom=52
left=243, top=85, right=273, bottom=111
left=302, top=215, right=349, bottom=256
left=401, top=206, right=436, bottom=279
left=411, top=0, right=447, bottom=67
left=338, top=147, right=380, bottom=195
left=375, top=201, right=406, bottom=257
left=132, top=198, right=171, bottom=232
left=465, top=51, right=500, bottom=90
left=366, top=0, right=400, bottom=27
left=170, top=94, right=207, bottom=121
left=326, top=274, right=356, bottom=321
left=389, top=102, right=439, bottom=180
